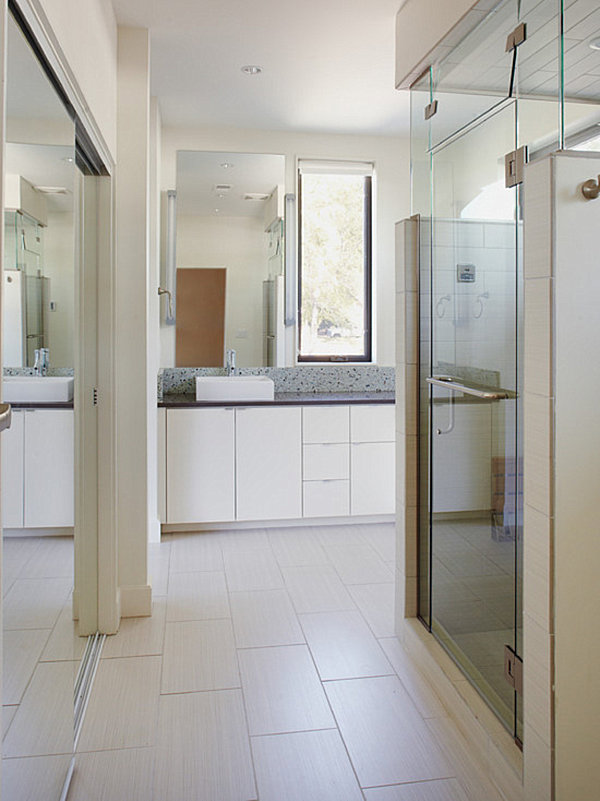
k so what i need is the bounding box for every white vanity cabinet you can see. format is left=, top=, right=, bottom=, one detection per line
left=350, top=405, right=396, bottom=516
left=1, top=408, right=74, bottom=529
left=162, top=401, right=394, bottom=526
left=166, top=408, right=235, bottom=524
left=236, top=406, right=302, bottom=521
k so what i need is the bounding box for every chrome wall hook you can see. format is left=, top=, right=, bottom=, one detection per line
left=581, top=176, right=600, bottom=200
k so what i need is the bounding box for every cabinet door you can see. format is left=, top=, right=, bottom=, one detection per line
left=351, top=404, right=395, bottom=443
left=236, top=407, right=302, bottom=521
left=24, top=409, right=74, bottom=528
left=1, top=409, right=24, bottom=528
left=351, top=442, right=395, bottom=516
left=157, top=407, right=167, bottom=524
left=166, top=408, right=235, bottom=524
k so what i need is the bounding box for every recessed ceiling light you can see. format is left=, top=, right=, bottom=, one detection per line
left=62, top=156, right=74, bottom=164
left=214, top=208, right=220, bottom=214
left=220, top=162, right=234, bottom=169
left=241, top=65, right=262, bottom=75
left=589, top=38, right=600, bottom=50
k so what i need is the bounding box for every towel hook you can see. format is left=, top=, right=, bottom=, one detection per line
left=581, top=176, right=600, bottom=200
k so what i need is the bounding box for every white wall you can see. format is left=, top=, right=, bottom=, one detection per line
left=160, top=126, right=410, bottom=368
left=175, top=214, right=268, bottom=368
left=44, top=211, right=74, bottom=367
left=31, top=0, right=117, bottom=160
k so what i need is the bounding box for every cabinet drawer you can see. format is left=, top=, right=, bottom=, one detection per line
left=302, top=406, right=349, bottom=444
left=350, top=404, right=395, bottom=443
left=303, top=480, right=349, bottom=518
left=303, top=444, right=349, bottom=481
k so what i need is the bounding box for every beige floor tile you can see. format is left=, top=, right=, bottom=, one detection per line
left=325, top=676, right=453, bottom=787
left=169, top=532, right=223, bottom=573
left=77, top=656, right=161, bottom=752
left=363, top=778, right=470, bottom=800
left=161, top=619, right=239, bottom=693
left=348, top=583, right=396, bottom=637
left=238, top=645, right=335, bottom=735
left=282, top=565, right=356, bottom=614
left=324, top=543, right=394, bottom=584
left=3, top=661, right=75, bottom=757
left=101, top=598, right=167, bottom=658
left=148, top=540, right=171, bottom=596
left=2, top=538, right=43, bottom=595
left=166, top=571, right=229, bottom=621
left=426, top=717, right=505, bottom=801
left=3, top=705, right=18, bottom=739
left=315, top=525, right=367, bottom=546
left=252, top=729, right=364, bottom=801
left=268, top=527, right=330, bottom=567
left=230, top=588, right=304, bottom=648
left=3, top=629, right=50, bottom=704
left=17, top=536, right=73, bottom=579
left=218, top=528, right=269, bottom=553
left=1, top=754, right=72, bottom=801
left=68, top=747, right=155, bottom=801
left=224, top=549, right=284, bottom=592
left=378, top=637, right=448, bottom=719
left=359, top=523, right=397, bottom=563
left=40, top=603, right=87, bottom=662
left=154, top=690, right=256, bottom=801
left=3, top=578, right=73, bottom=630
left=300, top=610, right=393, bottom=680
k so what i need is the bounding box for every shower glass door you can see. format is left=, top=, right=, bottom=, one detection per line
left=424, top=99, right=523, bottom=738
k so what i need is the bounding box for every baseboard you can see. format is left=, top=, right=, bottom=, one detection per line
left=161, top=514, right=394, bottom=534
left=3, top=526, right=74, bottom=538
left=119, top=583, right=152, bottom=617
left=399, top=618, right=524, bottom=801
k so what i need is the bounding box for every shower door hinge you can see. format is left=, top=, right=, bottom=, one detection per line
left=92, top=387, right=98, bottom=406
left=505, top=22, right=527, bottom=52
left=504, top=645, right=523, bottom=695
left=424, top=100, right=438, bottom=120
left=505, top=146, right=528, bottom=188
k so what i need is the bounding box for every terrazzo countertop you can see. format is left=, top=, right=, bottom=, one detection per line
left=9, top=401, right=74, bottom=409
left=159, top=391, right=395, bottom=408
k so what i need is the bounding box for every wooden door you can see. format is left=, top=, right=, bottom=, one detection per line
left=176, top=268, right=226, bottom=366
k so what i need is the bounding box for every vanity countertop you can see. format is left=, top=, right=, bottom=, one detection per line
left=9, top=400, right=74, bottom=410
left=159, top=390, right=395, bottom=408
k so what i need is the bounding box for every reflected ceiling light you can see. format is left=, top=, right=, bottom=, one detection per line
left=241, top=65, right=262, bottom=75
left=214, top=208, right=220, bottom=213
left=589, top=38, right=600, bottom=50
left=62, top=156, right=74, bottom=164
left=220, top=162, right=234, bottom=169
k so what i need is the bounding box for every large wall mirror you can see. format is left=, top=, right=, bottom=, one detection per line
left=174, top=150, right=286, bottom=368
left=2, top=11, right=79, bottom=799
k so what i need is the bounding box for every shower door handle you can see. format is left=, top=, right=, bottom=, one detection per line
left=427, top=376, right=516, bottom=400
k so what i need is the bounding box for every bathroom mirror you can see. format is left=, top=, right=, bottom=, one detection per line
left=2, top=14, right=75, bottom=370
left=173, top=150, right=286, bottom=368
left=2, top=11, right=78, bottom=799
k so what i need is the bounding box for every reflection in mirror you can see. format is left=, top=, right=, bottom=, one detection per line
left=2, top=12, right=78, bottom=800
left=175, top=151, right=286, bottom=368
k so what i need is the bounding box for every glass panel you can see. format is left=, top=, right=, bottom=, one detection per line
left=428, top=101, right=519, bottom=733
left=563, top=0, right=600, bottom=152
left=2, top=11, right=77, bottom=799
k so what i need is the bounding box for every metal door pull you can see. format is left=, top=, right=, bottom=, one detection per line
left=426, top=376, right=516, bottom=400
left=0, top=403, right=12, bottom=432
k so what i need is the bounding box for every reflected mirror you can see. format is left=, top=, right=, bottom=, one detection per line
left=174, top=151, right=285, bottom=368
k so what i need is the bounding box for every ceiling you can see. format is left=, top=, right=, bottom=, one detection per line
left=176, top=151, right=285, bottom=217
left=110, top=0, right=409, bottom=135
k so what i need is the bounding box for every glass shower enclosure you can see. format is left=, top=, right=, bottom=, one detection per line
left=410, top=0, right=600, bottom=743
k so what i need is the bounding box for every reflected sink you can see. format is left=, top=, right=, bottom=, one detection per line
left=195, top=375, right=275, bottom=402
left=3, top=376, right=75, bottom=403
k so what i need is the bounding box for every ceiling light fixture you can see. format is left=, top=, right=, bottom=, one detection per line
left=589, top=38, right=600, bottom=50
left=220, top=162, right=234, bottom=169
left=241, top=65, right=262, bottom=75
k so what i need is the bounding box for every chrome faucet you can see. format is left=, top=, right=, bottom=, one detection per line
left=226, top=349, right=237, bottom=376
left=33, top=348, right=49, bottom=376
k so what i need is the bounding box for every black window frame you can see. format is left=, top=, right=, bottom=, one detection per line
left=297, top=167, right=373, bottom=363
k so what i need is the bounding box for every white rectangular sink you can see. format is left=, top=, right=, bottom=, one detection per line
left=3, top=376, right=75, bottom=403
left=196, top=375, right=275, bottom=402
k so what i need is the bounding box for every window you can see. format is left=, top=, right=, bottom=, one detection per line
left=297, top=160, right=373, bottom=362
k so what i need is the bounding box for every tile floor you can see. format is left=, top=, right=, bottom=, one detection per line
left=2, top=524, right=508, bottom=801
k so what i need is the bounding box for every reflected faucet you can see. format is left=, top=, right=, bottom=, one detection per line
left=34, top=348, right=49, bottom=377
left=226, top=349, right=237, bottom=376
